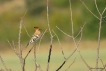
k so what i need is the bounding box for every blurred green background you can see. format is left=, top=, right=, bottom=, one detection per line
left=0, top=0, right=106, bottom=71
left=0, top=0, right=106, bottom=45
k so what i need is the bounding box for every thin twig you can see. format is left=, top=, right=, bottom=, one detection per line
left=12, top=40, right=20, bottom=57
left=18, top=18, right=23, bottom=57
left=52, top=30, right=66, bottom=59
left=7, top=39, right=14, bottom=50
left=38, top=28, right=48, bottom=53
left=79, top=0, right=99, bottom=19
left=91, top=68, right=104, bottom=69
left=101, top=64, right=106, bottom=71
left=22, top=44, right=36, bottom=71
left=74, top=29, right=82, bottom=39
left=0, top=56, right=8, bottom=71
left=18, top=10, right=27, bottom=56
left=77, top=23, right=86, bottom=46
left=75, top=22, right=86, bottom=39
left=23, top=24, right=31, bottom=38
left=18, top=13, right=25, bottom=71
left=46, top=0, right=53, bottom=71
left=94, top=0, right=101, bottom=16
left=24, top=44, right=36, bottom=60
left=21, top=11, right=30, bottom=38
left=56, top=26, right=72, bottom=38
left=56, top=58, right=75, bottom=71
left=77, top=29, right=92, bottom=71
left=65, top=58, right=76, bottom=71
left=66, top=48, right=77, bottom=61
left=56, top=26, right=78, bottom=70
left=100, top=59, right=106, bottom=71
left=33, top=43, right=37, bottom=71
left=102, top=7, right=106, bottom=15
left=7, top=40, right=20, bottom=59
left=46, top=41, right=53, bottom=71
left=74, top=24, right=92, bottom=71
left=47, top=0, right=52, bottom=37
left=56, top=61, right=66, bottom=71
left=37, top=64, right=43, bottom=71
left=56, top=27, right=77, bottom=61
left=18, top=11, right=27, bottom=71
left=69, top=0, right=74, bottom=36
left=95, top=15, right=102, bottom=71
left=79, top=51, right=92, bottom=71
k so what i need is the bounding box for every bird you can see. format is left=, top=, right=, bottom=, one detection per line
left=26, top=27, right=42, bottom=47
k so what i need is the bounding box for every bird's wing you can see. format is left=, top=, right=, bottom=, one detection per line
left=26, top=34, right=40, bottom=47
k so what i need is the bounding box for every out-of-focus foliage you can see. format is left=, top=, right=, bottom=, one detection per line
left=25, top=0, right=46, bottom=15
left=0, top=0, right=12, bottom=3
left=0, top=0, right=106, bottom=45
left=51, top=0, right=69, bottom=7
left=81, top=0, right=106, bottom=39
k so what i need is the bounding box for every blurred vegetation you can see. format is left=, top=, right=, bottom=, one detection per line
left=25, top=0, right=46, bottom=15
left=0, top=0, right=12, bottom=3
left=0, top=0, right=106, bottom=45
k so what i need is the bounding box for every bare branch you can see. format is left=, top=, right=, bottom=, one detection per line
left=77, top=27, right=91, bottom=71
left=69, top=0, right=74, bottom=35
left=46, top=41, right=53, bottom=71
left=18, top=18, right=23, bottom=57
left=68, top=22, right=91, bottom=71
left=52, top=30, right=66, bottom=59
left=56, top=26, right=72, bottom=38
left=100, top=59, right=106, bottom=71
left=18, top=10, right=27, bottom=58
left=0, top=56, right=8, bottom=71
left=7, top=40, right=20, bottom=64
left=12, top=40, right=20, bottom=57
left=7, top=40, right=14, bottom=50
left=66, top=48, right=77, bottom=61
left=56, top=61, right=66, bottom=71
left=34, top=44, right=37, bottom=71
left=91, top=68, right=104, bottom=69
left=77, top=23, right=86, bottom=46
left=79, top=51, right=92, bottom=71
left=72, top=23, right=86, bottom=51
left=47, top=0, right=52, bottom=37
left=94, top=0, right=101, bottom=16
left=38, top=28, right=48, bottom=53
left=46, top=0, right=54, bottom=70
left=79, top=0, right=99, bottom=19
left=23, top=24, right=31, bottom=38
left=101, top=64, right=106, bottom=71
left=95, top=16, right=102, bottom=71
left=22, top=44, right=36, bottom=71
left=102, top=7, right=106, bottom=15
left=75, top=22, right=86, bottom=39
left=24, top=44, right=36, bottom=60
left=37, top=64, right=43, bottom=71
left=65, top=58, right=76, bottom=71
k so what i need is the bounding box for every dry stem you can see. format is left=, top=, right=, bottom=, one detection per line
left=79, top=0, right=99, bottom=19
left=52, top=30, right=66, bottom=59
left=0, top=56, right=8, bottom=71
left=64, top=58, right=76, bottom=71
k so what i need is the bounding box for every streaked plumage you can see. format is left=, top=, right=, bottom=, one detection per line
left=26, top=27, right=41, bottom=47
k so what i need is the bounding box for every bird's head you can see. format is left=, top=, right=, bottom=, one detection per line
left=34, top=27, right=41, bottom=30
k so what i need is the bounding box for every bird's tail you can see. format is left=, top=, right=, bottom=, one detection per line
left=26, top=43, right=29, bottom=48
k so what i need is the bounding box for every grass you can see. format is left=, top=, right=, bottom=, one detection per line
left=0, top=41, right=106, bottom=71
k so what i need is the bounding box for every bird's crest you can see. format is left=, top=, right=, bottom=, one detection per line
left=34, top=27, right=42, bottom=30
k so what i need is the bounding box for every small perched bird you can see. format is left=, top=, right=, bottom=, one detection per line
left=26, top=27, right=42, bottom=47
